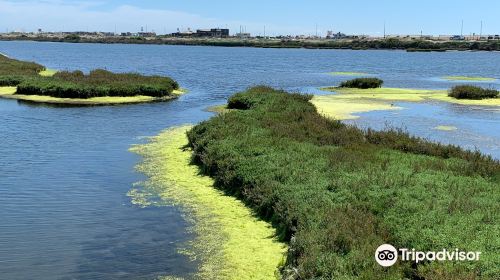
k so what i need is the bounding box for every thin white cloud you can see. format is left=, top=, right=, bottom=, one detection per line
left=0, top=1, right=220, bottom=33
left=0, top=0, right=307, bottom=35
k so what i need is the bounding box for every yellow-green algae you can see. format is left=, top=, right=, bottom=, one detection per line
left=39, top=69, right=58, bottom=77
left=328, top=71, right=369, bottom=76
left=311, top=95, right=401, bottom=120
left=0, top=86, right=185, bottom=106
left=434, top=125, right=458, bottom=131
left=320, top=87, right=500, bottom=106
left=130, top=126, right=286, bottom=280
left=206, top=104, right=235, bottom=114
left=442, top=76, right=497, bottom=81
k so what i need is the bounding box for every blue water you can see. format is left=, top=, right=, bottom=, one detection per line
left=0, top=41, right=499, bottom=279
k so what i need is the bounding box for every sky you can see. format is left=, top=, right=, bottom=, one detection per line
left=0, top=0, right=499, bottom=36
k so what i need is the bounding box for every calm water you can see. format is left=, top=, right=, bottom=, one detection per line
left=0, top=41, right=499, bottom=279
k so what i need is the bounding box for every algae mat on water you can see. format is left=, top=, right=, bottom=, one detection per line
left=0, top=86, right=185, bottom=106
left=442, top=76, right=497, bottom=81
left=314, top=87, right=500, bottom=120
left=327, top=71, right=370, bottom=76
left=130, top=126, right=286, bottom=280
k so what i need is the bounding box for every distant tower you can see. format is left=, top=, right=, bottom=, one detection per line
left=141, top=26, right=144, bottom=32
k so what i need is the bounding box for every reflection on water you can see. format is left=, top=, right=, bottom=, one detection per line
left=0, top=41, right=499, bottom=279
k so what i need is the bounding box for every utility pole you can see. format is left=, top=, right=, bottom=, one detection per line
left=480, top=21, right=483, bottom=40
left=264, top=25, right=266, bottom=38
left=383, top=21, right=386, bottom=38
left=460, top=20, right=463, bottom=37
left=315, top=24, right=318, bottom=37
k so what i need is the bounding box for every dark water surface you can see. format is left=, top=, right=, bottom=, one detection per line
left=0, top=41, right=499, bottom=279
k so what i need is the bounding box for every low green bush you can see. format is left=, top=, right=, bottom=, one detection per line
left=339, top=77, right=383, bottom=89
left=449, top=85, right=499, bottom=99
left=0, top=75, right=26, bottom=86
left=15, top=69, right=179, bottom=99
left=187, top=86, right=499, bottom=279
left=0, top=54, right=45, bottom=76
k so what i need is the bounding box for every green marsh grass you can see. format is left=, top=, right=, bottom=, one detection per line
left=188, top=86, right=500, bottom=279
left=449, top=85, right=499, bottom=100
left=16, top=69, right=179, bottom=99
left=340, top=77, right=384, bottom=89
left=0, top=54, right=45, bottom=77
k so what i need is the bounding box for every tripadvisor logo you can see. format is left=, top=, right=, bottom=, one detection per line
left=375, top=244, right=481, bottom=267
left=375, top=244, right=398, bottom=267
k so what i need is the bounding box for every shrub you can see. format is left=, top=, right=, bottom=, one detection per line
left=339, top=77, right=383, bottom=89
left=15, top=69, right=179, bottom=99
left=449, top=85, right=499, bottom=99
left=0, top=54, right=45, bottom=76
left=187, top=86, right=500, bottom=279
left=0, top=75, right=26, bottom=86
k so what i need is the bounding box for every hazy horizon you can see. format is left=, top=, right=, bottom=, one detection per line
left=0, top=0, right=499, bottom=36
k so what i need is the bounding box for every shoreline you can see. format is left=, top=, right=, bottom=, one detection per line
left=129, top=126, right=287, bottom=279
left=1, top=37, right=500, bottom=52
left=314, top=87, right=500, bottom=120
left=0, top=86, right=186, bottom=106
left=186, top=87, right=500, bottom=278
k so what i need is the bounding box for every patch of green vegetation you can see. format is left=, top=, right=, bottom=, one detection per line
left=206, top=104, right=235, bottom=114
left=319, top=87, right=500, bottom=107
left=0, top=55, right=181, bottom=104
left=328, top=71, right=369, bottom=76
left=0, top=86, right=185, bottom=106
left=0, top=54, right=45, bottom=76
left=340, top=77, right=384, bottom=89
left=130, top=126, right=286, bottom=280
left=15, top=69, right=179, bottom=99
left=449, top=85, right=499, bottom=100
left=187, top=86, right=500, bottom=279
left=443, top=76, right=497, bottom=81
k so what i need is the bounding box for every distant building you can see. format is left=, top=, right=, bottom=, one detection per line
left=326, top=31, right=347, bottom=39
left=196, top=28, right=229, bottom=38
left=235, top=32, right=251, bottom=39
left=450, top=35, right=465, bottom=41
left=138, top=32, right=156, bottom=37
left=172, top=28, right=229, bottom=38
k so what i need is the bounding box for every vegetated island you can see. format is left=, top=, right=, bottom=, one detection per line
left=2, top=35, right=500, bottom=51
left=152, top=86, right=498, bottom=279
left=0, top=54, right=183, bottom=106
left=316, top=78, right=499, bottom=119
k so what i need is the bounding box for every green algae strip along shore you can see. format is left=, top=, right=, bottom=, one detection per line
left=320, top=87, right=500, bottom=105
left=314, top=87, right=500, bottom=120
left=0, top=86, right=186, bottom=106
left=311, top=94, right=402, bottom=120
left=129, top=126, right=286, bottom=280
left=328, top=71, right=370, bottom=76
left=39, top=69, right=58, bottom=77
left=442, top=76, right=497, bottom=81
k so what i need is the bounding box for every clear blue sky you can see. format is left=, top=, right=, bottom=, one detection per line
left=0, top=0, right=499, bottom=36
